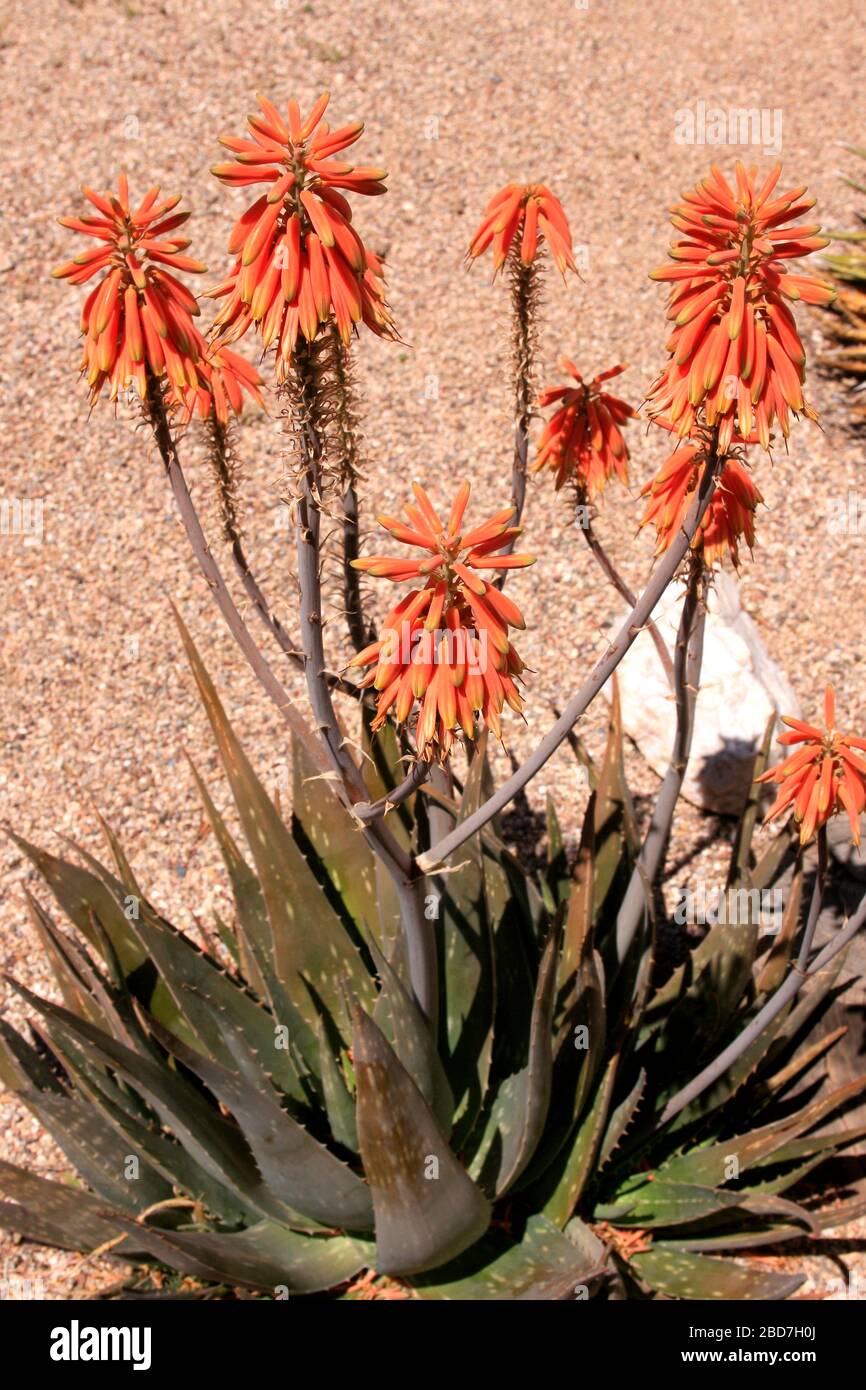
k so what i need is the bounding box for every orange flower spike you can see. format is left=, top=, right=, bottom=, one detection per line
left=468, top=183, right=577, bottom=275
left=639, top=435, right=763, bottom=567
left=350, top=483, right=535, bottom=760
left=647, top=163, right=834, bottom=449
left=758, top=686, right=866, bottom=846
left=534, top=360, right=635, bottom=497
left=210, top=91, right=393, bottom=366
left=54, top=173, right=205, bottom=407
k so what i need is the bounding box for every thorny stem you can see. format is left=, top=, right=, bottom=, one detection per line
left=657, top=825, right=843, bottom=1128
left=416, top=432, right=724, bottom=874
left=143, top=374, right=331, bottom=780
left=285, top=340, right=438, bottom=1030
left=206, top=415, right=359, bottom=699
left=614, top=552, right=709, bottom=969
left=498, top=250, right=540, bottom=589
left=353, top=760, right=430, bottom=823
left=582, top=513, right=675, bottom=691
left=326, top=326, right=369, bottom=652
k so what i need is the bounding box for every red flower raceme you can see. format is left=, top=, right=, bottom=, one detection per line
left=758, top=686, right=866, bottom=846
left=646, top=162, right=834, bottom=451
left=639, top=441, right=762, bottom=567
left=207, top=91, right=395, bottom=373
left=468, top=183, right=577, bottom=274
left=53, top=174, right=208, bottom=406
left=534, top=360, right=634, bottom=496
left=349, top=484, right=535, bottom=760
left=178, top=343, right=265, bottom=426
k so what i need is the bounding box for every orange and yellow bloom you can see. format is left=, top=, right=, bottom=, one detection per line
left=207, top=91, right=395, bottom=372
left=468, top=183, right=577, bottom=274
left=534, top=360, right=634, bottom=496
left=639, top=442, right=762, bottom=567
left=54, top=174, right=261, bottom=421
left=349, top=484, right=535, bottom=760
left=53, top=174, right=208, bottom=406
left=759, top=686, right=866, bottom=846
left=646, top=162, right=834, bottom=452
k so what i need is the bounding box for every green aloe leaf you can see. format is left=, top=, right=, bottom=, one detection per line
left=597, top=1179, right=748, bottom=1229
left=0, top=1160, right=144, bottom=1255
left=540, top=1053, right=619, bottom=1227
left=316, top=1014, right=358, bottom=1153
left=414, top=1214, right=606, bottom=1301
left=292, top=731, right=379, bottom=937
left=658, top=1075, right=866, bottom=1187
left=117, top=893, right=308, bottom=1105
left=726, top=714, right=775, bottom=890
left=370, top=937, right=453, bottom=1132
left=7, top=981, right=269, bottom=1217
left=17, top=1091, right=171, bottom=1213
left=0, top=1016, right=65, bottom=1095
left=175, top=611, right=374, bottom=1056
left=353, top=1005, right=491, bottom=1276
left=155, top=994, right=373, bottom=1232
left=105, top=1215, right=371, bottom=1294
left=629, top=1245, right=802, bottom=1300
left=470, top=915, right=559, bottom=1197
left=593, top=678, right=639, bottom=924
left=434, top=736, right=494, bottom=1148
left=10, top=834, right=184, bottom=1038
left=186, top=755, right=271, bottom=999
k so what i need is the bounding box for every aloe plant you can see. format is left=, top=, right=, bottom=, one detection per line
left=7, top=98, right=866, bottom=1300
left=2, top=625, right=864, bottom=1300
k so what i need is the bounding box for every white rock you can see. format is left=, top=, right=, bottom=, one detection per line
left=603, top=570, right=802, bottom=815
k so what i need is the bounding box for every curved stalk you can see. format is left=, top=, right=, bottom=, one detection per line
left=614, top=553, right=709, bottom=968
left=285, top=340, right=437, bottom=1029
left=658, top=825, right=840, bottom=1128
left=206, top=416, right=359, bottom=698
left=416, top=434, right=724, bottom=874
left=582, top=514, right=675, bottom=690
left=144, top=375, right=331, bottom=779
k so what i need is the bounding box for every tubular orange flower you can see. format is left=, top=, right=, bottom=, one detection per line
left=348, top=483, right=535, bottom=760
left=639, top=439, right=762, bottom=567
left=758, top=686, right=866, bottom=846
left=178, top=344, right=265, bottom=426
left=468, top=183, right=577, bottom=274
left=533, top=360, right=634, bottom=496
left=53, top=174, right=207, bottom=406
left=206, top=91, right=395, bottom=373
left=646, top=162, right=834, bottom=452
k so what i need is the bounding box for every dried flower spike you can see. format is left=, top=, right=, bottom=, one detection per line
left=646, top=162, right=834, bottom=451
left=759, top=686, right=866, bottom=845
left=468, top=183, right=577, bottom=274
left=207, top=91, right=395, bottom=370
left=534, top=360, right=634, bottom=496
left=349, top=483, right=535, bottom=760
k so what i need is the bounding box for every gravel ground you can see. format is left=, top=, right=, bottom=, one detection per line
left=2, top=0, right=865, bottom=1299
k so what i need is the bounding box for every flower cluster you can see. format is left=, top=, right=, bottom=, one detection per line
left=468, top=183, right=577, bottom=274
left=759, top=686, right=866, bottom=846
left=349, top=484, right=534, bottom=760
left=639, top=438, right=762, bottom=568
left=646, top=162, right=833, bottom=452
left=207, top=91, right=395, bottom=374
left=54, top=175, right=262, bottom=419
left=533, top=360, right=634, bottom=497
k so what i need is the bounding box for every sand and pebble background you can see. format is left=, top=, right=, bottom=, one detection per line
left=1, top=0, right=865, bottom=1298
